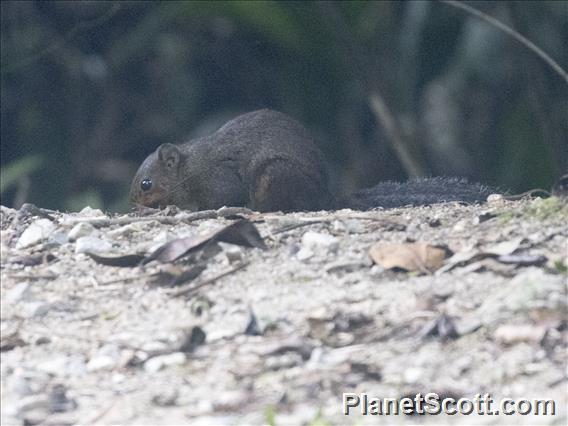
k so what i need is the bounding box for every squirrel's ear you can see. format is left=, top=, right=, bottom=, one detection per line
left=157, top=143, right=181, bottom=169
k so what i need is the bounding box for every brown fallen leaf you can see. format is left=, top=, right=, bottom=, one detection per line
left=144, top=219, right=266, bottom=264
left=143, top=233, right=214, bottom=264
left=215, top=220, right=267, bottom=250
left=369, top=242, right=447, bottom=273
left=86, top=252, right=145, bottom=267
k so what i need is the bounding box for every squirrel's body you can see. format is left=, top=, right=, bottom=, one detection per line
left=130, top=109, right=491, bottom=212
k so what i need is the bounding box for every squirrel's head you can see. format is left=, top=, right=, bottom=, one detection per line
left=129, top=143, right=182, bottom=209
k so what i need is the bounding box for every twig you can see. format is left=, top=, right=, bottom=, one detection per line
left=64, top=207, right=254, bottom=228
left=172, top=261, right=249, bottom=298
left=4, top=273, right=57, bottom=280
left=439, top=0, right=568, bottom=84
left=98, top=272, right=158, bottom=286
left=368, top=94, right=425, bottom=177
left=272, top=220, right=324, bottom=235
left=317, top=2, right=426, bottom=177
left=62, top=210, right=218, bottom=227
left=502, top=188, right=551, bottom=201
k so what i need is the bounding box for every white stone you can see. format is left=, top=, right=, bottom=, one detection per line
left=21, top=301, right=51, bottom=318
left=107, top=223, right=144, bottom=237
left=16, top=219, right=56, bottom=249
left=13, top=394, right=49, bottom=416
left=296, top=247, right=314, bottom=261
left=37, top=355, right=84, bottom=376
left=87, top=345, right=121, bottom=372
left=487, top=193, right=504, bottom=203
left=220, top=243, right=243, bottom=263
left=452, top=219, right=468, bottom=232
left=111, top=373, right=126, bottom=384
left=86, top=355, right=118, bottom=372
left=301, top=231, right=339, bottom=252
left=48, top=231, right=68, bottom=245
left=68, top=222, right=95, bottom=241
left=403, top=367, right=423, bottom=384
left=78, top=206, right=105, bottom=217
left=144, top=352, right=186, bottom=373
left=5, top=282, right=31, bottom=304
left=75, top=236, right=112, bottom=254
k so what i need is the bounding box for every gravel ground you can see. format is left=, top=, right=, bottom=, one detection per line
left=1, top=196, right=567, bottom=425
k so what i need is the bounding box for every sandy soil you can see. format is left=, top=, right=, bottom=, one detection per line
left=1, top=197, right=566, bottom=425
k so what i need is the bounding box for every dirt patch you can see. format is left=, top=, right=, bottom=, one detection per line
left=1, top=197, right=567, bottom=425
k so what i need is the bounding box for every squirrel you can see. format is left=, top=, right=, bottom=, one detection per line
left=130, top=109, right=492, bottom=212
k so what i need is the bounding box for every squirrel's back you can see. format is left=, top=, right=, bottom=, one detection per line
left=131, top=109, right=333, bottom=211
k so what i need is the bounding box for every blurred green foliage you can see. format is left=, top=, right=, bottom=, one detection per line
left=0, top=155, right=43, bottom=194
left=1, top=0, right=566, bottom=211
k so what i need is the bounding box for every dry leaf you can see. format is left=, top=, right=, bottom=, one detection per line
left=86, top=252, right=145, bottom=267
left=143, top=233, right=213, bottom=264
left=369, top=242, right=447, bottom=273
left=214, top=219, right=267, bottom=250
left=144, top=219, right=266, bottom=264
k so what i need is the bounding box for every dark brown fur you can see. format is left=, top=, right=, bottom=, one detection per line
left=130, top=109, right=333, bottom=212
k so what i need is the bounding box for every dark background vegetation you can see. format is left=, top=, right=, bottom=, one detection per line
left=1, top=0, right=567, bottom=212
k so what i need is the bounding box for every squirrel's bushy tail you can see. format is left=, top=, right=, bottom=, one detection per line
left=345, top=177, right=493, bottom=210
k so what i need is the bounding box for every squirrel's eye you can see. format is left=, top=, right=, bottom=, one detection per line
left=141, top=179, right=152, bottom=191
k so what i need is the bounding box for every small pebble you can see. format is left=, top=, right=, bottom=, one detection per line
left=301, top=231, right=339, bottom=253
left=37, top=355, right=84, bottom=376
left=107, top=223, right=144, bottom=237
left=144, top=352, right=186, bottom=373
left=16, top=219, right=56, bottom=249
left=87, top=344, right=121, bottom=372
left=494, top=324, right=547, bottom=345
left=48, top=231, right=69, bottom=245
left=75, top=236, right=112, bottom=254
left=21, top=302, right=51, bottom=319
left=78, top=206, right=105, bottom=217
left=296, top=247, right=314, bottom=261
left=5, top=282, right=31, bottom=304
left=87, top=355, right=118, bottom=372
left=13, top=394, right=50, bottom=419
left=452, top=219, right=468, bottom=232
left=152, top=388, right=179, bottom=407
left=487, top=193, right=504, bottom=203
left=220, top=243, right=243, bottom=263
left=403, top=367, right=423, bottom=384
left=68, top=223, right=95, bottom=242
